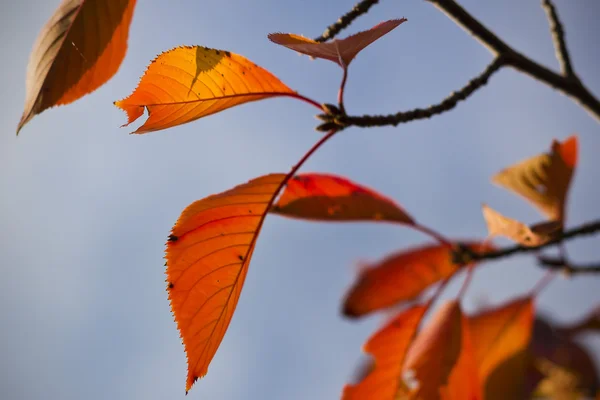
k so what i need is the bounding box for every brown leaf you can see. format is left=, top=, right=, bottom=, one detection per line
left=268, top=19, right=406, bottom=67
left=492, top=135, right=578, bottom=223
left=343, top=242, right=495, bottom=318
left=270, top=173, right=414, bottom=225
left=530, top=317, right=600, bottom=398
left=342, top=305, right=427, bottom=400
left=165, top=174, right=286, bottom=393
left=115, top=46, right=294, bottom=133
left=468, top=297, right=535, bottom=399
left=481, top=204, right=561, bottom=246
left=18, top=0, right=136, bottom=134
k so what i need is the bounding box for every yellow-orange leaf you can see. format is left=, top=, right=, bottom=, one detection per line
left=165, top=174, right=285, bottom=393
left=343, top=305, right=427, bottom=400
left=342, top=242, right=495, bottom=318
left=481, top=204, right=561, bottom=246
left=115, top=46, right=295, bottom=133
left=492, top=135, right=578, bottom=223
left=403, top=301, right=464, bottom=399
left=268, top=19, right=406, bottom=67
left=18, top=0, right=136, bottom=134
left=271, top=173, right=414, bottom=224
left=467, top=297, right=535, bottom=399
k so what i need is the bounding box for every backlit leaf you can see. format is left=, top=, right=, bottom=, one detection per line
left=402, top=301, right=463, bottom=399
left=18, top=0, right=136, bottom=134
left=115, top=46, right=295, bottom=133
left=342, top=241, right=495, bottom=318
left=492, top=135, right=578, bottom=223
left=268, top=19, right=406, bottom=67
left=468, top=297, right=535, bottom=399
left=270, top=173, right=414, bottom=225
left=442, top=314, right=481, bottom=400
left=481, top=204, right=561, bottom=246
left=342, top=305, right=427, bottom=400
left=165, top=174, right=285, bottom=393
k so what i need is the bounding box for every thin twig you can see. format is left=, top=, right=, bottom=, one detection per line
left=462, top=219, right=600, bottom=263
left=425, top=0, right=600, bottom=122
left=340, top=56, right=505, bottom=127
left=538, top=255, right=600, bottom=276
left=337, top=0, right=600, bottom=128
left=541, top=0, right=576, bottom=78
left=314, top=0, right=380, bottom=42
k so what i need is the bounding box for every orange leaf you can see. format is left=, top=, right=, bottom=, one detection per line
left=270, top=173, right=415, bottom=224
left=481, top=204, right=561, bottom=246
left=492, top=135, right=578, bottom=223
left=342, top=305, right=427, bottom=400
left=342, top=242, right=495, bottom=318
left=402, top=301, right=464, bottom=399
left=18, top=0, right=136, bottom=134
left=165, top=174, right=286, bottom=393
left=442, top=314, right=481, bottom=400
left=468, top=297, right=535, bottom=399
left=115, top=46, right=295, bottom=134
left=268, top=19, right=406, bottom=67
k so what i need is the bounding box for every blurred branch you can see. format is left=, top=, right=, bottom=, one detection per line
left=335, top=0, right=600, bottom=128
left=314, top=0, right=380, bottom=42
left=538, top=255, right=600, bottom=276
left=338, top=56, right=505, bottom=128
left=541, top=0, right=576, bottom=78
left=461, top=219, right=600, bottom=264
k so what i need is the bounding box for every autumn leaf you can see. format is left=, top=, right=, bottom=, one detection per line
left=402, top=301, right=464, bottom=399
left=268, top=19, right=406, bottom=67
left=342, top=241, right=495, bottom=318
left=115, top=46, right=296, bottom=133
left=492, top=135, right=578, bottom=223
left=342, top=305, right=427, bottom=400
left=165, top=174, right=285, bottom=393
left=442, top=314, right=481, bottom=400
left=557, top=306, right=600, bottom=337
left=468, top=297, right=535, bottom=399
left=530, top=317, right=600, bottom=398
left=270, top=173, right=414, bottom=225
left=481, top=204, right=561, bottom=246
left=18, top=0, right=136, bottom=134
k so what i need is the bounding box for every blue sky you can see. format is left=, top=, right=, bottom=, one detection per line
left=1, top=0, right=599, bottom=399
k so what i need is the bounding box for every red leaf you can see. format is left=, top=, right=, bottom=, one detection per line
left=342, top=305, right=427, bottom=400
left=268, top=19, right=406, bottom=67
left=342, top=242, right=495, bottom=318
left=165, top=174, right=285, bottom=393
left=270, top=173, right=414, bottom=225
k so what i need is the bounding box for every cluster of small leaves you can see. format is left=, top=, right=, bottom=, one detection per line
left=18, top=0, right=600, bottom=398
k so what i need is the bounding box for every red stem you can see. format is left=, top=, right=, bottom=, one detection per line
left=531, top=270, right=556, bottom=296
left=253, top=129, right=339, bottom=243
left=458, top=264, right=475, bottom=300
left=286, top=92, right=324, bottom=111
left=338, top=66, right=348, bottom=114
left=414, top=223, right=453, bottom=248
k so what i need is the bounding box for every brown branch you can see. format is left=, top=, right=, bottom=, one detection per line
left=537, top=255, right=600, bottom=276
left=541, top=0, right=576, bottom=78
left=314, top=0, right=380, bottom=42
left=338, top=56, right=506, bottom=128
left=340, top=0, right=600, bottom=128
left=460, top=219, right=600, bottom=264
